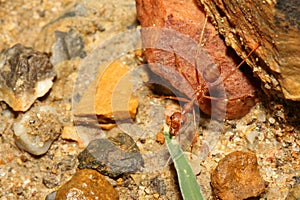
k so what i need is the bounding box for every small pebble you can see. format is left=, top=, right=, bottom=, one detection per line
left=257, top=112, right=266, bottom=122
left=0, top=44, right=56, bottom=111
left=268, top=117, right=276, bottom=124
left=246, top=131, right=259, bottom=144
left=211, top=151, right=266, bottom=200
left=156, top=132, right=165, bottom=144
left=13, top=105, right=62, bottom=155
left=151, top=176, right=166, bottom=195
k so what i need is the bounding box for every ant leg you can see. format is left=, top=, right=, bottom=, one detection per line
left=149, top=94, right=190, bottom=103
left=222, top=43, right=260, bottom=83
left=202, top=92, right=255, bottom=102
left=190, top=106, right=199, bottom=159
left=171, top=49, right=197, bottom=90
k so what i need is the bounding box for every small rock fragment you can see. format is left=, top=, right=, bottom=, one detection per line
left=45, top=191, right=57, bottom=200
left=13, top=105, right=62, bottom=155
left=246, top=130, right=259, bottom=144
left=0, top=44, right=56, bottom=111
left=55, top=169, right=119, bottom=200
left=43, top=174, right=60, bottom=188
left=61, top=126, right=81, bottom=143
left=156, top=132, right=165, bottom=144
left=151, top=176, right=167, bottom=195
left=51, top=29, right=86, bottom=66
left=211, top=151, right=266, bottom=200
left=78, top=133, right=144, bottom=178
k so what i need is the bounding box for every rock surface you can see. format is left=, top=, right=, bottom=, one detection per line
left=55, top=169, right=119, bottom=200
left=211, top=151, right=266, bottom=200
left=136, top=0, right=258, bottom=119
left=78, top=132, right=144, bottom=178
left=0, top=44, right=56, bottom=111
left=198, top=0, right=300, bottom=101
left=13, top=105, right=62, bottom=155
left=74, top=61, right=139, bottom=127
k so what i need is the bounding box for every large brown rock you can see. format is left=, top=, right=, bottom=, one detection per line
left=211, top=151, right=266, bottom=200
left=136, top=0, right=258, bottom=119
left=198, top=0, right=300, bottom=101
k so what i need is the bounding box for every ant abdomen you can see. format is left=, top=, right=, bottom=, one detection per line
left=202, top=63, right=221, bottom=83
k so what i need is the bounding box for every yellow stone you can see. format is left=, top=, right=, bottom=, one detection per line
left=74, top=61, right=138, bottom=125
left=61, top=126, right=80, bottom=141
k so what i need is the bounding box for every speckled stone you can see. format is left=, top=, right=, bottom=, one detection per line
left=211, top=151, right=266, bottom=200
left=55, top=169, right=119, bottom=200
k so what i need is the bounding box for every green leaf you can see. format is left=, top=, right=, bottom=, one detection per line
left=164, top=128, right=205, bottom=200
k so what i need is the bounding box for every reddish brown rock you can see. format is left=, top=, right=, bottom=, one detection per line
left=211, top=151, right=266, bottom=200
left=55, top=169, right=119, bottom=200
left=136, top=0, right=258, bottom=119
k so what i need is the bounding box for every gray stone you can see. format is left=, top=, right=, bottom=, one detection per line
left=78, top=132, right=144, bottom=178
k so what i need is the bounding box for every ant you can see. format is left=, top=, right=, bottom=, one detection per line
left=164, top=16, right=260, bottom=154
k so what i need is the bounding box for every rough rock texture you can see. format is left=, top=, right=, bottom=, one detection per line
left=55, top=169, right=119, bottom=200
left=211, top=151, right=266, bottom=200
left=136, top=0, right=258, bottom=119
left=198, top=0, right=300, bottom=101
left=78, top=133, right=144, bottom=178
left=0, top=44, right=56, bottom=111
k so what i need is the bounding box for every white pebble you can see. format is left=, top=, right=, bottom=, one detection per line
left=268, top=117, right=275, bottom=124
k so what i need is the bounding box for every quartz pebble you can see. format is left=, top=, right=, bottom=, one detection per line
left=246, top=130, right=259, bottom=144
left=13, top=105, right=62, bottom=155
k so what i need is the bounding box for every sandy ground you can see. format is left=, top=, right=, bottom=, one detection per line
left=0, top=0, right=299, bottom=199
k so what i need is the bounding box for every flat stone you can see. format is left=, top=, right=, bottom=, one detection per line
left=211, top=151, right=266, bottom=200
left=55, top=169, right=119, bottom=200
left=61, top=126, right=81, bottom=144
left=78, top=132, right=144, bottom=178
left=74, top=61, right=138, bottom=126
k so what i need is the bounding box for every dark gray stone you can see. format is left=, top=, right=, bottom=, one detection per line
left=78, top=133, right=144, bottom=178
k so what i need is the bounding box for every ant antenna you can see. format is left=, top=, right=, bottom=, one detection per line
left=199, top=14, right=208, bottom=46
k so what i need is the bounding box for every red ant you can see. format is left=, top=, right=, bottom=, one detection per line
left=163, top=21, right=260, bottom=153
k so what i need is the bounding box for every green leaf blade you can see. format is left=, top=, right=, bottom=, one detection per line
left=164, top=130, right=205, bottom=200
